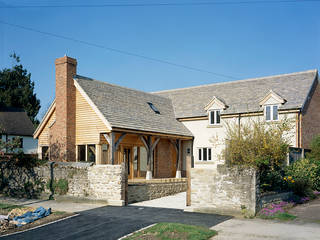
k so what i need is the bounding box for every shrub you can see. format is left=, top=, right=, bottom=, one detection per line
left=222, top=119, right=292, bottom=193
left=46, top=178, right=69, bottom=195
left=223, top=119, right=291, bottom=171
left=260, top=169, right=288, bottom=193
left=307, top=135, right=320, bottom=162
left=285, top=158, right=317, bottom=196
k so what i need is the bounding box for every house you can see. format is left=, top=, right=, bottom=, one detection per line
left=34, top=56, right=320, bottom=180
left=0, top=107, right=38, bottom=154
left=155, top=69, right=320, bottom=168
left=34, top=56, right=193, bottom=180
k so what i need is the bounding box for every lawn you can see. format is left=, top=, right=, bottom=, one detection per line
left=123, top=222, right=217, bottom=240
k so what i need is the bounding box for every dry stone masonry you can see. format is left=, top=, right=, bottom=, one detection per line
left=190, top=165, right=259, bottom=215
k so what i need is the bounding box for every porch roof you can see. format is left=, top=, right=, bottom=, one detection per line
left=74, top=75, right=193, bottom=138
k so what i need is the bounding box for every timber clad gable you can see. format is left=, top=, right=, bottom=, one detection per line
left=76, top=89, right=110, bottom=145
left=38, top=110, right=56, bottom=146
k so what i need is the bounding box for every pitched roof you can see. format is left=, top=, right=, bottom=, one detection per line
left=0, top=107, right=35, bottom=136
left=74, top=76, right=193, bottom=137
left=153, top=70, right=318, bottom=118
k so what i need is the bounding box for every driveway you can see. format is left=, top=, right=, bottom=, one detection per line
left=130, top=192, right=186, bottom=209
left=2, top=206, right=231, bottom=240
left=211, top=218, right=320, bottom=240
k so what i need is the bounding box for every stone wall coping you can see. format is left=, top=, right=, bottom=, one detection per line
left=48, top=161, right=94, bottom=168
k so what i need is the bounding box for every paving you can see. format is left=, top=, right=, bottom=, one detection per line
left=288, top=197, right=320, bottom=222
left=2, top=205, right=231, bottom=240
left=130, top=192, right=186, bottom=209
left=211, top=218, right=320, bottom=240
left=0, top=196, right=107, bottom=213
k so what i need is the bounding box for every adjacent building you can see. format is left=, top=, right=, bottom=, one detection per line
left=0, top=107, right=37, bottom=154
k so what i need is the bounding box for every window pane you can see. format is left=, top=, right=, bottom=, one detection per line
left=210, top=111, right=215, bottom=124
left=208, top=148, right=212, bottom=160
left=273, top=105, right=278, bottom=120
left=216, top=111, right=221, bottom=124
left=139, top=147, right=147, bottom=171
left=266, top=106, right=271, bottom=120
left=203, top=148, right=207, bottom=161
left=198, top=148, right=201, bottom=160
left=88, top=145, right=96, bottom=162
left=78, top=145, right=86, bottom=161
left=42, top=146, right=49, bottom=160
left=133, top=147, right=138, bottom=170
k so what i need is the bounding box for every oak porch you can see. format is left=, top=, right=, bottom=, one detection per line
left=96, top=130, right=192, bottom=179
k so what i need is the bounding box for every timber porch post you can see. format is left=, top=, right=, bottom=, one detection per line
left=140, top=135, right=160, bottom=180
left=103, top=132, right=126, bottom=164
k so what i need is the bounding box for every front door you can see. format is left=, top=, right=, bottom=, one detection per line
left=123, top=147, right=133, bottom=179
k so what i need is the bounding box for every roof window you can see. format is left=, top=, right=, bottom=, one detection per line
left=147, top=102, right=160, bottom=114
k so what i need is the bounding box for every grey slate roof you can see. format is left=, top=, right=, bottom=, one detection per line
left=0, top=107, right=35, bottom=136
left=74, top=76, right=193, bottom=137
left=153, top=70, right=318, bottom=118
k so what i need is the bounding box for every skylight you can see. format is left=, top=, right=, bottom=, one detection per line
left=147, top=102, right=160, bottom=114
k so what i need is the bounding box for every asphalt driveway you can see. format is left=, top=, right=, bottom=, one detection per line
left=2, top=205, right=231, bottom=240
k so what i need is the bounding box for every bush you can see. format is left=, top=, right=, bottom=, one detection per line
left=46, top=179, right=69, bottom=195
left=260, top=169, right=288, bottom=193
left=223, top=119, right=291, bottom=171
left=285, top=158, right=317, bottom=196
left=307, top=135, right=320, bottom=162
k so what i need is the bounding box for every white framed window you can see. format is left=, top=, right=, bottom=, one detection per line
left=209, top=110, right=221, bottom=125
left=265, top=105, right=278, bottom=121
left=198, top=147, right=212, bottom=161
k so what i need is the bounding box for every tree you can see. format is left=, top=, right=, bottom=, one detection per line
left=0, top=53, right=40, bottom=126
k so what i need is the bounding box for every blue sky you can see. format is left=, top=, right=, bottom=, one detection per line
left=0, top=0, right=319, bottom=119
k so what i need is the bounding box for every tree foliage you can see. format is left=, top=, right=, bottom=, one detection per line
left=0, top=53, right=40, bottom=126
left=223, top=119, right=291, bottom=171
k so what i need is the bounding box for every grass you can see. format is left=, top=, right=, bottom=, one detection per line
left=273, top=212, right=297, bottom=221
left=259, top=212, right=297, bottom=221
left=123, top=222, right=217, bottom=240
left=0, top=203, right=24, bottom=212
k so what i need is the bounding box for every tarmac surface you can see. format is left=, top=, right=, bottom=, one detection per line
left=2, top=205, right=231, bottom=240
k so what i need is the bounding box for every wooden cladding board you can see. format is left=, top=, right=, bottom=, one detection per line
left=38, top=110, right=56, bottom=145
left=76, top=89, right=109, bottom=145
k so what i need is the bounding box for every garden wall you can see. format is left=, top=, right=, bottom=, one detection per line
left=190, top=164, right=259, bottom=215
left=0, top=161, right=126, bottom=206
left=128, top=178, right=187, bottom=203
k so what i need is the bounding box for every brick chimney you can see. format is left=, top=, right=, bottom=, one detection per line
left=50, top=56, right=77, bottom=161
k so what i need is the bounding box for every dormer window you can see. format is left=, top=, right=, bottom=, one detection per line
left=265, top=105, right=278, bottom=121
left=209, top=110, right=221, bottom=125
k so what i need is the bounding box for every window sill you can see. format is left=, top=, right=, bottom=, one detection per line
left=207, top=124, right=223, bottom=128
left=196, top=161, right=215, bottom=164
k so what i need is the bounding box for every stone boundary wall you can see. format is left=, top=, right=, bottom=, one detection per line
left=128, top=178, right=187, bottom=203
left=35, top=162, right=126, bottom=206
left=0, top=161, right=126, bottom=206
left=190, top=165, right=259, bottom=215
left=258, top=192, right=293, bottom=210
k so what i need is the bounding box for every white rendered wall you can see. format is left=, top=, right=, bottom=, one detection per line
left=7, top=135, right=38, bottom=154
left=182, top=112, right=297, bottom=169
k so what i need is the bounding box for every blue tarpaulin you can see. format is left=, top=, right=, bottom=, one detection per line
left=11, top=207, right=51, bottom=227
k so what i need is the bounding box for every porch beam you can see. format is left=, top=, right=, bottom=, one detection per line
left=115, top=133, right=127, bottom=150
left=151, top=137, right=160, bottom=151
left=103, top=133, right=111, bottom=145
left=140, top=136, right=149, bottom=150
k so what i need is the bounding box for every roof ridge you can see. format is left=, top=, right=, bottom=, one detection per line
left=74, top=74, right=171, bottom=101
left=152, top=69, right=318, bottom=94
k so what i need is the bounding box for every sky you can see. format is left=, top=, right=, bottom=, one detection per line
left=0, top=0, right=319, bottom=120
